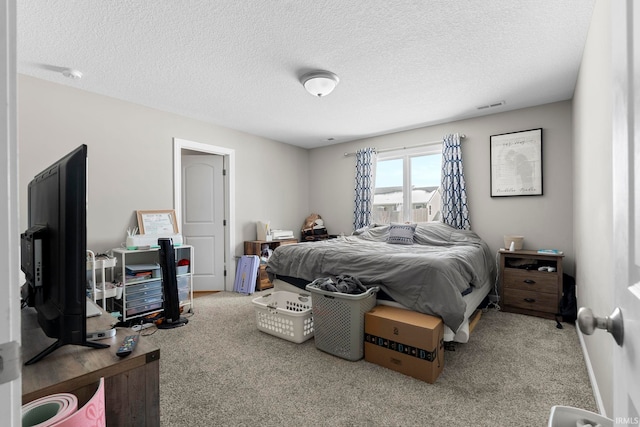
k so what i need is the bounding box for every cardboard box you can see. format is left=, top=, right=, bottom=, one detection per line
left=257, top=265, right=272, bottom=290
left=364, top=305, right=444, bottom=383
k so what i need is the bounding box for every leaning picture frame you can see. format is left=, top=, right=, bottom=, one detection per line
left=136, top=209, right=179, bottom=234
left=490, top=128, right=543, bottom=197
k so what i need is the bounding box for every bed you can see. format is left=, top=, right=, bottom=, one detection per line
left=265, top=222, right=496, bottom=343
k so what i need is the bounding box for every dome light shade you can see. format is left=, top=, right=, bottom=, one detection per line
left=301, top=71, right=339, bottom=97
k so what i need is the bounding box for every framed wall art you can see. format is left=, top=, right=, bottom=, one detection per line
left=136, top=209, right=179, bottom=234
left=490, top=128, right=543, bottom=197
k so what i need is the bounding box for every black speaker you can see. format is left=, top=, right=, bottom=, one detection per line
left=157, top=238, right=188, bottom=329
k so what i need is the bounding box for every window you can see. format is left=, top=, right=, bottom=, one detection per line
left=372, top=146, right=442, bottom=225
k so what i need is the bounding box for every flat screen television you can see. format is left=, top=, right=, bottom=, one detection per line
left=20, top=144, right=109, bottom=365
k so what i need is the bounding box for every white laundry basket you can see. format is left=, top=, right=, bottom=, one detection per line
left=252, top=291, right=314, bottom=343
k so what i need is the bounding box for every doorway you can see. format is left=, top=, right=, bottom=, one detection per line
left=173, top=138, right=236, bottom=291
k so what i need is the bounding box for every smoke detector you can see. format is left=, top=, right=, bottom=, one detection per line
left=62, top=68, right=83, bottom=79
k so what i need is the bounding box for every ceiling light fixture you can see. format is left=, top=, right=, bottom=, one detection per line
left=62, top=68, right=83, bottom=79
left=301, top=70, right=339, bottom=97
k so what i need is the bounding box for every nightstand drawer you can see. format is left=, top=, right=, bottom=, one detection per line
left=503, top=289, right=558, bottom=313
left=503, top=269, right=558, bottom=293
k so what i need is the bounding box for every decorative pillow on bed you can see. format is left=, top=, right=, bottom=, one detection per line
left=387, top=223, right=417, bottom=245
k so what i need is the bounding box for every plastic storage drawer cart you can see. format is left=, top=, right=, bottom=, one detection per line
left=305, top=284, right=378, bottom=361
left=251, top=291, right=314, bottom=343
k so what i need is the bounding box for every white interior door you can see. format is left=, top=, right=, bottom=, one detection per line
left=612, top=0, right=640, bottom=422
left=181, top=153, right=225, bottom=291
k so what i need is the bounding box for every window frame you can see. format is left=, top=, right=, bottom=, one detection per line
left=374, top=145, right=443, bottom=224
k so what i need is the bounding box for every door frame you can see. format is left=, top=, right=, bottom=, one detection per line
left=1, top=0, right=20, bottom=423
left=173, top=138, right=236, bottom=291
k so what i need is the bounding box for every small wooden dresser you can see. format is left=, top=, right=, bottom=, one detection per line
left=499, top=249, right=564, bottom=319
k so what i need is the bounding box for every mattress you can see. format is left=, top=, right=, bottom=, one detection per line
left=266, top=222, right=496, bottom=333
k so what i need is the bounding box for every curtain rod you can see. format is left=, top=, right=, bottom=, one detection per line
left=343, top=134, right=466, bottom=157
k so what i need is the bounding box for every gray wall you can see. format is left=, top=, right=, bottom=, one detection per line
left=18, top=75, right=310, bottom=259
left=309, top=101, right=575, bottom=273
left=572, top=0, right=613, bottom=416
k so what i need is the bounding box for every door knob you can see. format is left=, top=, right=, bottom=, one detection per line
left=577, top=307, right=624, bottom=346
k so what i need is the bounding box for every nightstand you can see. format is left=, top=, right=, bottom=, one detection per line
left=244, top=239, right=298, bottom=290
left=499, top=250, right=564, bottom=319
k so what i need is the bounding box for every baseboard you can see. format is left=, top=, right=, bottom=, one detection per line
left=575, top=320, right=607, bottom=417
left=193, top=290, right=220, bottom=298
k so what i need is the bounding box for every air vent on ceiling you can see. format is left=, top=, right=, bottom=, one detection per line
left=477, top=100, right=505, bottom=110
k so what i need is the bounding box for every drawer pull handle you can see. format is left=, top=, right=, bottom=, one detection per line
left=524, top=298, right=536, bottom=303
left=523, top=279, right=536, bottom=284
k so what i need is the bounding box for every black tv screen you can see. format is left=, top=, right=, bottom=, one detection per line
left=21, top=144, right=108, bottom=365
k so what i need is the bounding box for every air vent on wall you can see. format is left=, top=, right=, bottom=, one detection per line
left=477, top=100, right=505, bottom=110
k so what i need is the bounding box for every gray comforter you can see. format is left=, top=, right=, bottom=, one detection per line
left=266, top=222, right=495, bottom=332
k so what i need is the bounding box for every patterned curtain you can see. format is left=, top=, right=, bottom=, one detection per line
left=353, top=148, right=376, bottom=230
left=441, top=133, right=471, bottom=230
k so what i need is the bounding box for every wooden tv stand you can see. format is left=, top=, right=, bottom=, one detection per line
left=21, top=307, right=160, bottom=426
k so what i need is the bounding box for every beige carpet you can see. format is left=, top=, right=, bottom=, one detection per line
left=144, top=291, right=597, bottom=426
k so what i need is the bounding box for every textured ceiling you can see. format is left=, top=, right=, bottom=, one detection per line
left=17, top=1, right=595, bottom=149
